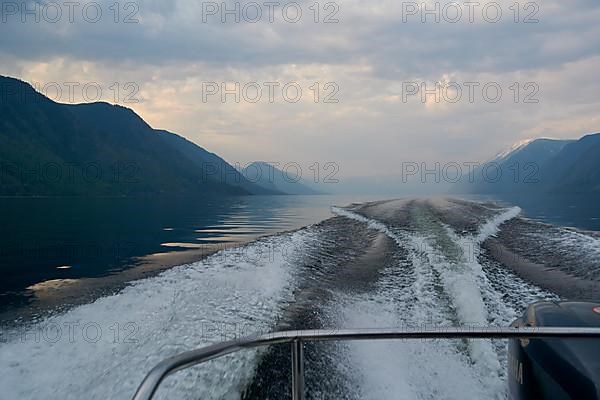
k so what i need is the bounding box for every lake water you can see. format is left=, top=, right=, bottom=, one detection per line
left=0, top=195, right=383, bottom=312
left=1, top=193, right=598, bottom=315
left=463, top=193, right=600, bottom=231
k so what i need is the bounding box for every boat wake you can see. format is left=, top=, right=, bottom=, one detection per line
left=329, top=202, right=554, bottom=399
left=2, top=197, right=596, bottom=400
left=0, top=229, right=316, bottom=400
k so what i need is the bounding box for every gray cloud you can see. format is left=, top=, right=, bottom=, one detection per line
left=1, top=0, right=599, bottom=178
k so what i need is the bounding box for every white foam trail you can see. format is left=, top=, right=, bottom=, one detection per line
left=331, top=206, right=397, bottom=239
left=449, top=206, right=559, bottom=322
left=405, top=229, right=504, bottom=393
left=331, top=204, right=558, bottom=399
left=332, top=206, right=505, bottom=399
left=331, top=290, right=494, bottom=400
left=528, top=225, right=600, bottom=266
left=418, top=207, right=532, bottom=390
left=475, top=206, right=521, bottom=243
left=555, top=228, right=600, bottom=251
left=0, top=229, right=315, bottom=400
left=445, top=206, right=523, bottom=322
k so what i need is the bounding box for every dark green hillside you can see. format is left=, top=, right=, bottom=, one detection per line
left=0, top=76, right=269, bottom=196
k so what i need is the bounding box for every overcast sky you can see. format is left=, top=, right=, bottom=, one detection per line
left=1, top=0, right=599, bottom=178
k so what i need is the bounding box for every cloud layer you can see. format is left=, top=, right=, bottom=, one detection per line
left=2, top=0, right=599, bottom=177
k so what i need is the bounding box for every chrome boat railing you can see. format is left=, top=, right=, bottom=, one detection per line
left=131, top=327, right=600, bottom=400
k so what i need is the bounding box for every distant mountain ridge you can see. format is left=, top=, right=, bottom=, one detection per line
left=241, top=161, right=322, bottom=195
left=0, top=75, right=279, bottom=196
left=548, top=133, right=600, bottom=192
left=454, top=133, right=600, bottom=194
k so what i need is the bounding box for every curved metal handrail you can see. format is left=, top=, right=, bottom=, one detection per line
left=131, top=327, right=600, bottom=400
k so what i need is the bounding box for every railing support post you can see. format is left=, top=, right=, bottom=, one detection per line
left=291, top=339, right=304, bottom=400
